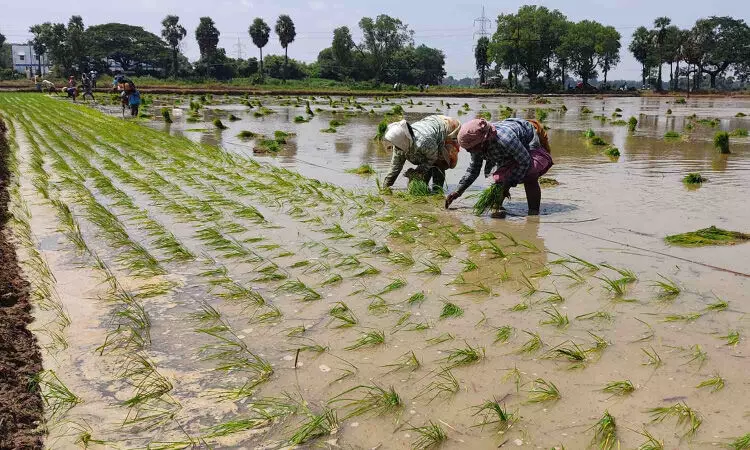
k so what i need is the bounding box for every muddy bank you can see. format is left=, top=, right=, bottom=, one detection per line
left=0, top=117, right=44, bottom=450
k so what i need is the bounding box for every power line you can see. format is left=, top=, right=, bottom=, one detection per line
left=233, top=37, right=245, bottom=59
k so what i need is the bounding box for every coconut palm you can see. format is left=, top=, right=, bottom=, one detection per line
left=161, top=15, right=186, bottom=77
left=653, top=17, right=672, bottom=91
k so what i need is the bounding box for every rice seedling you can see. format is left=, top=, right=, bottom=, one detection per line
left=321, top=273, right=343, bottom=286
left=388, top=252, right=415, bottom=266
left=419, top=260, right=442, bottom=275
left=664, top=312, right=703, bottom=322
left=377, top=278, right=407, bottom=295
left=407, top=291, right=426, bottom=306
left=600, top=263, right=637, bottom=283
left=472, top=398, right=515, bottom=430
left=237, top=130, right=257, bottom=139
left=519, top=273, right=537, bottom=296
left=328, top=302, right=358, bottom=328
left=33, top=370, right=83, bottom=420
left=409, top=421, right=447, bottom=449
left=494, top=325, right=515, bottom=343
left=628, top=116, right=638, bottom=131
left=601, top=380, right=635, bottom=397
left=714, top=130, right=730, bottom=154
left=345, top=330, right=385, bottom=350
left=288, top=407, right=339, bottom=445
left=542, top=289, right=564, bottom=304
left=576, top=310, right=614, bottom=321
left=722, top=330, right=740, bottom=346
left=540, top=306, right=569, bottom=328
left=346, top=164, right=376, bottom=175
left=460, top=258, right=478, bottom=272
left=442, top=342, right=485, bottom=368
left=664, top=130, right=680, bottom=139
left=696, top=373, right=725, bottom=392
left=426, top=333, right=454, bottom=346
left=652, top=275, right=681, bottom=299
left=407, top=179, right=431, bottom=196
left=213, top=118, right=228, bottom=129
left=683, top=173, right=707, bottom=185
left=641, top=347, right=663, bottom=367
left=728, top=434, right=750, bottom=450
left=384, top=350, right=421, bottom=373
left=329, top=384, right=402, bottom=418
left=544, top=340, right=588, bottom=367
left=417, top=368, right=460, bottom=402
left=276, top=279, right=321, bottom=302
left=665, top=226, right=750, bottom=247
left=635, top=428, right=664, bottom=450
left=589, top=410, right=618, bottom=450
left=440, top=302, right=464, bottom=319
left=648, top=402, right=702, bottom=437
left=355, top=264, right=381, bottom=277
left=526, top=378, right=561, bottom=403
left=473, top=184, right=505, bottom=215
left=430, top=245, right=452, bottom=259
left=518, top=330, right=543, bottom=353
left=510, top=301, right=530, bottom=312
left=682, top=344, right=708, bottom=368
left=704, top=297, right=728, bottom=311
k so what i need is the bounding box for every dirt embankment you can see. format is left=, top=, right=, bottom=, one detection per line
left=0, top=117, right=44, bottom=449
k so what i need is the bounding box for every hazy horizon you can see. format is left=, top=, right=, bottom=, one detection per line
left=2, top=0, right=748, bottom=81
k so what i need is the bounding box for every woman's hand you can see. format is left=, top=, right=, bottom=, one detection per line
left=445, top=192, right=459, bottom=209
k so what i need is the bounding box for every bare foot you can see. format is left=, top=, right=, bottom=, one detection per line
left=490, top=210, right=507, bottom=219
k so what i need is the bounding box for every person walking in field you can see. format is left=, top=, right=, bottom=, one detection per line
left=81, top=73, right=95, bottom=102
left=113, top=74, right=141, bottom=117
left=445, top=118, right=553, bottom=217
left=382, top=115, right=462, bottom=192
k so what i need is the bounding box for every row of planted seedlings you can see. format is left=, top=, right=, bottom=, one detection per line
left=1, top=98, right=199, bottom=446
left=4, top=95, right=749, bottom=448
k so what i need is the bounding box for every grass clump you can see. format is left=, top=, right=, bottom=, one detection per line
left=473, top=184, right=505, bottom=216
left=213, top=118, right=228, bottom=130
left=736, top=112, right=747, bottom=117
left=590, top=136, right=608, bottom=146
left=714, top=131, right=730, bottom=153
left=682, top=173, right=706, bottom=185
left=604, top=146, right=620, bottom=157
left=228, top=114, right=240, bottom=121
left=346, top=164, right=376, bottom=175
left=253, top=139, right=281, bottom=154
left=237, top=130, right=257, bottom=139
left=665, top=226, right=750, bottom=247
left=581, top=106, right=593, bottom=114
left=730, top=128, right=748, bottom=137
left=293, top=115, right=309, bottom=123
left=628, top=116, right=638, bottom=131
left=664, top=130, right=680, bottom=139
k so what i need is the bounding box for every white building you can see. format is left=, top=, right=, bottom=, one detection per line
left=11, top=43, right=51, bottom=77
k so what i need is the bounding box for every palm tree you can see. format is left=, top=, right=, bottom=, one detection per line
left=161, top=15, right=186, bottom=77
left=249, top=18, right=270, bottom=81
left=653, top=16, right=672, bottom=91
left=274, top=15, right=296, bottom=83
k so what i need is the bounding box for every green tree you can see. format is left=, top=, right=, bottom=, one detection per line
left=331, top=26, right=354, bottom=77
left=274, top=15, right=296, bottom=82
left=29, top=22, right=70, bottom=75
left=358, top=15, right=413, bottom=81
left=161, top=15, right=187, bottom=77
left=652, top=16, right=672, bottom=91
left=86, top=23, right=168, bottom=72
left=694, top=16, right=750, bottom=88
left=249, top=18, right=270, bottom=80
left=195, top=17, right=220, bottom=60
left=0, top=31, right=6, bottom=69
left=475, top=36, right=490, bottom=85
left=490, top=6, right=568, bottom=89
left=596, top=26, right=621, bottom=87
left=629, top=26, right=655, bottom=87
left=560, top=20, right=603, bottom=88
left=67, top=16, right=87, bottom=73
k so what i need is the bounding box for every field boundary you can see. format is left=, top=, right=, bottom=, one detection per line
left=0, top=116, right=44, bottom=450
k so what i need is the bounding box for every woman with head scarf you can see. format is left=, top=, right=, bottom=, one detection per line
left=445, top=118, right=553, bottom=217
left=382, top=115, right=461, bottom=192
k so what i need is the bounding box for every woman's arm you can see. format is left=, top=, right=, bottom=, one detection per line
left=383, top=151, right=407, bottom=187
left=454, top=152, right=484, bottom=196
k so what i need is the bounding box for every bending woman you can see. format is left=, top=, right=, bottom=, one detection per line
left=382, top=115, right=461, bottom=192
left=445, top=118, right=552, bottom=217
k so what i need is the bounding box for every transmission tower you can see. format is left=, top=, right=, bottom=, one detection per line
left=473, top=6, right=492, bottom=42
left=234, top=37, right=245, bottom=59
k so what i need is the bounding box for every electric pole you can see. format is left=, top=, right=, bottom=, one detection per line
left=473, top=6, right=491, bottom=42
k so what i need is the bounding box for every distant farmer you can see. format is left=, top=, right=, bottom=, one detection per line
left=383, top=115, right=462, bottom=192
left=445, top=118, right=553, bottom=217
left=113, top=74, right=141, bottom=117
left=81, top=73, right=95, bottom=102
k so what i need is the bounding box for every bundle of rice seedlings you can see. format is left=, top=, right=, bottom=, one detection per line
left=228, top=114, right=240, bottom=121
left=682, top=173, right=706, bottom=185
left=407, top=179, right=431, bottom=196
left=473, top=184, right=504, bottom=216
left=213, top=118, right=228, bottom=129
left=161, top=108, right=172, bottom=123
left=714, top=131, right=730, bottom=154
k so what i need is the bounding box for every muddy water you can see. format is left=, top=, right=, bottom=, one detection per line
left=4, top=93, right=750, bottom=450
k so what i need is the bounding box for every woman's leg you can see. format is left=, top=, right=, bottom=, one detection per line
left=430, top=167, right=445, bottom=192
left=524, top=176, right=541, bottom=215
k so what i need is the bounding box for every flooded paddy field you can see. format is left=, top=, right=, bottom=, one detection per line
left=1, top=92, right=749, bottom=449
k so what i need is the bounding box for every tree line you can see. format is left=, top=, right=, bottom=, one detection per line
left=475, top=5, right=749, bottom=91
left=13, top=13, right=445, bottom=86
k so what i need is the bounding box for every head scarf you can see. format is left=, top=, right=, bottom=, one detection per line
left=458, top=118, right=496, bottom=151
left=383, top=120, right=413, bottom=151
